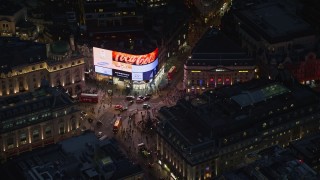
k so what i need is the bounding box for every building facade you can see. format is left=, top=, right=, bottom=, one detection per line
left=136, top=0, right=168, bottom=8
left=156, top=79, right=320, bottom=179
left=0, top=2, right=39, bottom=40
left=0, top=38, right=85, bottom=97
left=0, top=3, right=26, bottom=37
left=290, top=134, right=320, bottom=172
left=184, top=28, right=257, bottom=94
left=81, top=0, right=144, bottom=36
left=232, top=1, right=316, bottom=77
left=284, top=52, right=320, bottom=86
left=0, top=86, right=81, bottom=161
left=217, top=145, right=319, bottom=179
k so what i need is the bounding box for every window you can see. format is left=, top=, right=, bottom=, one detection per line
left=71, top=119, right=76, bottom=130
left=45, top=126, right=51, bottom=135
left=59, top=123, right=64, bottom=134
left=60, top=65, right=63, bottom=69
left=7, top=137, right=14, bottom=149
left=33, top=129, right=39, bottom=139
left=20, top=133, right=27, bottom=144
left=32, top=66, right=35, bottom=70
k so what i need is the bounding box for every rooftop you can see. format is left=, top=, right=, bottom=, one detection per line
left=0, top=37, right=46, bottom=73
left=92, top=31, right=157, bottom=55
left=0, top=2, right=23, bottom=16
left=290, top=134, right=320, bottom=161
left=157, top=79, right=320, bottom=164
left=235, top=2, right=314, bottom=43
left=186, top=28, right=254, bottom=67
left=0, top=132, right=143, bottom=180
left=84, top=0, right=137, bottom=13
left=218, top=146, right=319, bottom=180
left=0, top=86, right=75, bottom=129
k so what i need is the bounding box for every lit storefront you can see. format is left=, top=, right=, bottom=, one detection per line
left=93, top=47, right=163, bottom=91
left=184, top=66, right=258, bottom=94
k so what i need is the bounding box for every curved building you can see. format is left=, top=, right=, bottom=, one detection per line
left=93, top=46, right=164, bottom=92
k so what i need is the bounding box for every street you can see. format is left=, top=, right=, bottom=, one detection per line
left=75, top=2, right=226, bottom=178
left=77, top=80, right=177, bottom=179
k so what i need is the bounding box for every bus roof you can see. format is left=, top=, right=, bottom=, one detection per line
left=81, top=93, right=98, bottom=97
left=168, top=66, right=176, bottom=73
left=114, top=119, right=121, bottom=127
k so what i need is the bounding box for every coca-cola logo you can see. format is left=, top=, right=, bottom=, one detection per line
left=112, top=48, right=158, bottom=65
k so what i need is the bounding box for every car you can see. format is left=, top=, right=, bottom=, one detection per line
left=87, top=118, right=93, bottom=123
left=120, top=106, right=128, bottom=112
left=143, top=104, right=151, bottom=109
left=136, top=99, right=144, bottom=103
left=128, top=100, right=134, bottom=106
left=114, top=105, right=123, bottom=110
left=143, top=96, right=150, bottom=101
left=126, top=96, right=135, bottom=100
left=81, top=111, right=87, bottom=116
left=107, top=89, right=113, bottom=95
left=137, top=96, right=144, bottom=100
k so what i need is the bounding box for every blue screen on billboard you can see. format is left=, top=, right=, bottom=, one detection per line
left=95, top=66, right=112, bottom=75
left=142, top=66, right=158, bottom=81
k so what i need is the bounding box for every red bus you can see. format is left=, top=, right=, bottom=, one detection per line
left=113, top=117, right=122, bottom=134
left=167, top=66, right=176, bottom=81
left=79, top=93, right=99, bottom=103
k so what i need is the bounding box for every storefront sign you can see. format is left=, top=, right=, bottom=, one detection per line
left=113, top=69, right=131, bottom=79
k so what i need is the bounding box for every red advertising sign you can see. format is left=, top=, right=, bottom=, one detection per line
left=93, top=47, right=159, bottom=74
left=112, top=48, right=158, bottom=65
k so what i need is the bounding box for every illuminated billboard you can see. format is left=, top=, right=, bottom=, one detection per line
left=94, top=47, right=158, bottom=72
left=94, top=47, right=159, bottom=81
left=95, top=66, right=112, bottom=76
